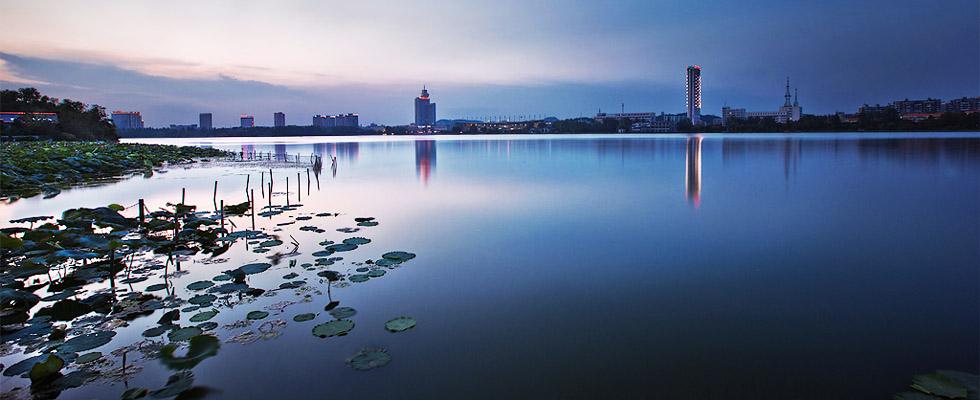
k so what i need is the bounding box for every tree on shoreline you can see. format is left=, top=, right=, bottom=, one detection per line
left=1, top=87, right=117, bottom=141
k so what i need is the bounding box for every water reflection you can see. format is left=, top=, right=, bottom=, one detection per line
left=685, top=136, right=702, bottom=207
left=415, top=140, right=436, bottom=185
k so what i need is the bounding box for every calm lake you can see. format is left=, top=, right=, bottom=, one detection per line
left=1, top=133, right=978, bottom=399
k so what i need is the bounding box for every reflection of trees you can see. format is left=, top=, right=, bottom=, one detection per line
left=415, top=140, right=436, bottom=185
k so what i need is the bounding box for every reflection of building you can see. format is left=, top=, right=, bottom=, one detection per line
left=312, top=142, right=360, bottom=162
left=199, top=113, right=212, bottom=130
left=415, top=140, right=436, bottom=185
left=274, top=144, right=286, bottom=161
left=685, top=136, right=702, bottom=207
left=686, top=66, right=702, bottom=125
left=111, top=111, right=144, bottom=130
left=414, top=86, right=436, bottom=126
left=240, top=114, right=254, bottom=128
left=274, top=112, right=285, bottom=127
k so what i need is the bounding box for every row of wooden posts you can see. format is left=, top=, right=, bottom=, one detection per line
left=135, top=167, right=319, bottom=234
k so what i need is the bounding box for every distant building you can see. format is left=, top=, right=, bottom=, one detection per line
left=169, top=124, right=198, bottom=130
left=313, top=113, right=359, bottom=128
left=893, top=98, right=942, bottom=115
left=274, top=112, right=285, bottom=128
left=724, top=77, right=802, bottom=124
left=686, top=66, right=702, bottom=125
left=199, top=113, right=212, bottom=130
left=944, top=97, right=980, bottom=113
left=335, top=113, right=358, bottom=127
left=111, top=111, right=144, bottom=130
left=414, top=86, right=436, bottom=126
left=594, top=112, right=656, bottom=123
left=0, top=112, right=59, bottom=124
left=240, top=114, right=254, bottom=128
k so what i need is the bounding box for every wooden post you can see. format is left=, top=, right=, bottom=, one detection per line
left=138, top=199, right=145, bottom=225
left=220, top=200, right=225, bottom=231
left=268, top=182, right=272, bottom=217
left=213, top=181, right=218, bottom=210
left=269, top=168, right=274, bottom=188
left=181, top=188, right=185, bottom=204
left=251, top=189, right=256, bottom=230
left=297, top=172, right=301, bottom=202
left=245, top=174, right=250, bottom=194
left=261, top=171, right=265, bottom=198
left=286, top=176, right=290, bottom=206
left=306, top=168, right=310, bottom=195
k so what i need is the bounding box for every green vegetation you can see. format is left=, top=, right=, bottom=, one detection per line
left=1, top=87, right=116, bottom=141
left=0, top=141, right=229, bottom=199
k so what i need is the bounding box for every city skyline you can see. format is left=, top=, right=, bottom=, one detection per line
left=0, top=0, right=976, bottom=126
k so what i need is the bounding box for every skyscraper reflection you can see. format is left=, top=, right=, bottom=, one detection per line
left=415, top=140, right=436, bottom=185
left=685, top=136, right=702, bottom=207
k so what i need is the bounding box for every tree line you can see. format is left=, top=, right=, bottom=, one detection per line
left=1, top=87, right=117, bottom=141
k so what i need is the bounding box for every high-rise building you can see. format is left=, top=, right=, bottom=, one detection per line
left=111, top=111, right=144, bottom=130
left=686, top=66, right=702, bottom=125
left=313, top=113, right=359, bottom=128
left=199, top=113, right=212, bottom=130
left=414, top=86, right=436, bottom=126
left=274, top=112, right=285, bottom=127
left=240, top=114, right=254, bottom=128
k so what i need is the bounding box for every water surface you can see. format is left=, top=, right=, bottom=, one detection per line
left=2, top=133, right=978, bottom=399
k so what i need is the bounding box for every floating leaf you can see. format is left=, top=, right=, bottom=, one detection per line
left=343, top=237, right=371, bottom=245
left=328, top=307, right=357, bottom=319
left=186, top=281, right=214, bottom=291
left=259, top=240, right=283, bottom=247
left=357, top=221, right=379, bottom=227
left=61, top=331, right=116, bottom=353
left=349, top=274, right=369, bottom=283
left=75, top=352, right=103, bottom=364
left=160, top=334, right=220, bottom=370
left=293, top=313, right=316, bottom=322
left=247, top=311, right=269, bottom=320
left=317, top=270, right=340, bottom=281
left=239, top=263, right=272, bottom=275
left=189, top=310, right=218, bottom=322
left=384, top=316, right=416, bottom=332
left=168, top=327, right=204, bottom=342
left=188, top=294, right=217, bottom=305
left=282, top=272, right=298, bottom=279
left=312, top=319, right=354, bottom=338
left=149, top=371, right=194, bottom=398
left=121, top=387, right=149, bottom=399
left=911, top=372, right=969, bottom=399
left=146, top=283, right=168, bottom=292
left=29, top=354, right=64, bottom=383
left=382, top=251, right=416, bottom=263
left=346, top=348, right=391, bottom=371
left=326, top=243, right=357, bottom=252
left=197, top=322, right=218, bottom=331
left=143, top=325, right=172, bottom=337
left=367, top=269, right=386, bottom=278
left=212, top=274, right=232, bottom=281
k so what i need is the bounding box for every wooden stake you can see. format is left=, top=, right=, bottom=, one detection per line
left=138, top=199, right=145, bottom=225
left=251, top=189, right=256, bottom=230
left=213, top=181, right=218, bottom=210
left=181, top=188, right=185, bottom=204
left=220, top=200, right=225, bottom=232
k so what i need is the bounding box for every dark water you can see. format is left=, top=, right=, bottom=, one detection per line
left=2, top=133, right=978, bottom=399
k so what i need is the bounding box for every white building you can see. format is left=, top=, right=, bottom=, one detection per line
left=723, top=78, right=802, bottom=125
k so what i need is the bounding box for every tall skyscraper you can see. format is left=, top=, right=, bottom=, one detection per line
left=414, top=86, right=436, bottom=126
left=111, top=111, right=144, bottom=130
left=274, top=112, right=285, bottom=128
left=240, top=114, right=254, bottom=128
left=199, top=113, right=212, bottom=130
left=686, top=66, right=702, bottom=125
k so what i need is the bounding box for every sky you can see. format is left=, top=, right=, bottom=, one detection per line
left=0, top=0, right=977, bottom=127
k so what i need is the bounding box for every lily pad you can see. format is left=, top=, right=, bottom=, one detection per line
left=317, top=270, right=340, bottom=281
left=343, top=237, right=371, bottom=245
left=384, top=316, right=417, bottom=332
left=326, top=243, right=357, bottom=252
left=160, top=334, right=220, bottom=370
left=312, top=319, right=354, bottom=338
left=30, top=354, right=64, bottom=383
left=146, top=283, right=169, bottom=292
left=149, top=371, right=194, bottom=398
left=188, top=294, right=217, bottom=305
left=60, top=331, right=116, bottom=353
left=382, top=251, right=416, bottom=263
left=197, top=322, right=218, bottom=331
left=346, top=348, right=391, bottom=371
left=312, top=250, right=333, bottom=257
left=247, top=311, right=269, bottom=320
left=186, top=281, right=214, bottom=291
left=259, top=240, right=283, bottom=247
left=293, top=313, right=316, bottom=322
left=75, top=352, right=103, bottom=364
left=212, top=274, right=232, bottom=281
left=189, top=310, right=218, bottom=322
left=282, top=272, right=299, bottom=279
left=349, top=274, right=369, bottom=283
left=168, top=327, right=204, bottom=342
left=357, top=221, right=379, bottom=227
left=367, top=269, right=386, bottom=278
left=121, top=388, right=149, bottom=400
left=239, top=263, right=272, bottom=275
left=911, top=372, right=969, bottom=399
left=328, top=307, right=357, bottom=319
left=143, top=325, right=172, bottom=337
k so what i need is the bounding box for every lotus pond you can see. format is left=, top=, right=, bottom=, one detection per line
left=1, top=133, right=978, bottom=399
